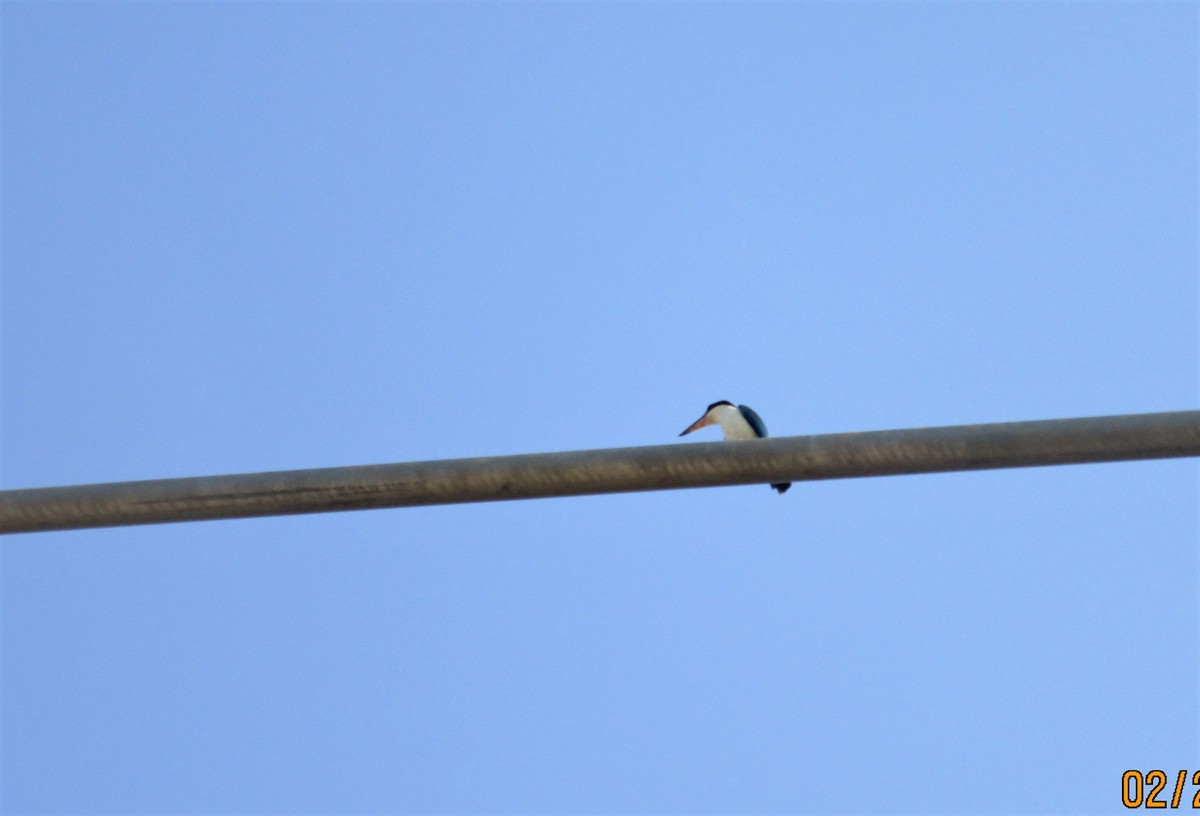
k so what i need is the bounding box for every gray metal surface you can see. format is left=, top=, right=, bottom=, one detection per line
left=2, top=410, right=1197, bottom=534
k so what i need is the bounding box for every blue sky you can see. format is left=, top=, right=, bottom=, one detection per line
left=2, top=2, right=1196, bottom=813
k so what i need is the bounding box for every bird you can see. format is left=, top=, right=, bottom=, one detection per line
left=678, top=401, right=791, bottom=494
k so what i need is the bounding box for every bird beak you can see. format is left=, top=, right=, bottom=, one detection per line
left=679, top=414, right=713, bottom=437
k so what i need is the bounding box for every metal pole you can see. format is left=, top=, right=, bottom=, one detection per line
left=1, top=410, right=1197, bottom=534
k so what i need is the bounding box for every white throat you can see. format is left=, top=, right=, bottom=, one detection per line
left=709, top=404, right=758, bottom=440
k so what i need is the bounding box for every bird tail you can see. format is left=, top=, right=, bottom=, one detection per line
left=772, top=483, right=791, bottom=495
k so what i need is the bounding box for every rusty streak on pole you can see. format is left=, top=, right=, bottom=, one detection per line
left=1, top=411, right=1197, bottom=534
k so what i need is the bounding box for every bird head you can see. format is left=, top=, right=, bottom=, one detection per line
left=679, top=401, right=736, bottom=436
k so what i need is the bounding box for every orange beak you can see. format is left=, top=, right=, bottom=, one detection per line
left=679, top=414, right=714, bottom=437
